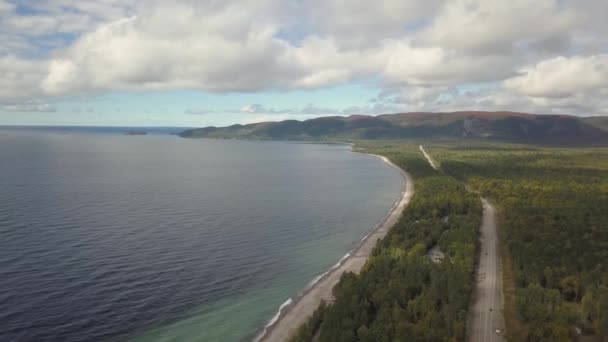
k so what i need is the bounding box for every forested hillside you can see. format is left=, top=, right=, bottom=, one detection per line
left=180, top=112, right=608, bottom=146
left=583, top=116, right=608, bottom=132
left=428, top=144, right=608, bottom=341
left=290, top=144, right=482, bottom=342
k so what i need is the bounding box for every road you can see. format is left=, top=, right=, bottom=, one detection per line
left=469, top=198, right=505, bottom=342
left=419, top=146, right=505, bottom=342
left=257, top=154, right=414, bottom=342
left=419, top=145, right=440, bottom=170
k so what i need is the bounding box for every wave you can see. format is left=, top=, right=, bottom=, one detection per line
left=253, top=298, right=294, bottom=342
left=307, top=271, right=329, bottom=289
left=360, top=232, right=370, bottom=242
left=254, top=251, right=353, bottom=341
left=331, top=252, right=351, bottom=270
left=267, top=298, right=293, bottom=328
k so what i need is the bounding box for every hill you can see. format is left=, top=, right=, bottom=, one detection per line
left=179, top=111, right=608, bottom=146
left=583, top=116, right=608, bottom=132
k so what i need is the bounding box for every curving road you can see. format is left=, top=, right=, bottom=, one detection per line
left=419, top=146, right=505, bottom=342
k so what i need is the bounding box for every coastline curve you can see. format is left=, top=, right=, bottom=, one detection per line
left=255, top=148, right=414, bottom=342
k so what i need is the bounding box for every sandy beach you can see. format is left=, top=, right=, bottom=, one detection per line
left=255, top=152, right=414, bottom=342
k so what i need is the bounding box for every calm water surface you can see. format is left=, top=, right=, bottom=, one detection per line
left=0, top=128, right=403, bottom=341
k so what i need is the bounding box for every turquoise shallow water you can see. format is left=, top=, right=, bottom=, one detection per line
left=0, top=128, right=403, bottom=342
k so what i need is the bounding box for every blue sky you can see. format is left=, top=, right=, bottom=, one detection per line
left=1, top=0, right=607, bottom=127
left=0, top=85, right=380, bottom=126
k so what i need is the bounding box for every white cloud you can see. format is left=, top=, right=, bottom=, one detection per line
left=499, top=55, right=608, bottom=115
left=416, top=0, right=578, bottom=54
left=3, top=15, right=60, bottom=36
left=40, top=5, right=303, bottom=94
left=241, top=104, right=268, bottom=113
left=236, top=106, right=346, bottom=123
left=236, top=102, right=403, bottom=117
left=303, top=0, right=445, bottom=47
left=380, top=40, right=513, bottom=85
left=505, top=55, right=608, bottom=98
left=1, top=0, right=608, bottom=116
left=3, top=102, right=56, bottom=112
left=239, top=103, right=338, bottom=115
left=0, top=0, right=15, bottom=13
left=34, top=0, right=135, bottom=20
left=185, top=109, right=215, bottom=115
left=0, top=0, right=133, bottom=42
left=0, top=33, right=34, bottom=55
left=33, top=1, right=533, bottom=97
left=0, top=56, right=47, bottom=101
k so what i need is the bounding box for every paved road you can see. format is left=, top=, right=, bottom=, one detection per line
left=419, top=146, right=505, bottom=342
left=468, top=199, right=505, bottom=342
left=257, top=154, right=414, bottom=342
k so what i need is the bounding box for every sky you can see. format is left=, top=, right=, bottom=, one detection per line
left=1, top=0, right=608, bottom=127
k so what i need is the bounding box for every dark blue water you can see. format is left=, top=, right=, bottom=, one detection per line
left=0, top=128, right=403, bottom=342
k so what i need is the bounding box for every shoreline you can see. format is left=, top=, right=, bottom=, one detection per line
left=255, top=148, right=414, bottom=342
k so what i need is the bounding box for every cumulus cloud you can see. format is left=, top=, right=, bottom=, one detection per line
left=40, top=3, right=302, bottom=94
left=239, top=103, right=338, bottom=115
left=302, top=0, right=445, bottom=47
left=416, top=0, right=578, bottom=54
left=379, top=40, right=514, bottom=86
left=0, top=56, right=48, bottom=101
left=505, top=55, right=608, bottom=98
left=0, top=0, right=135, bottom=59
left=1, top=0, right=608, bottom=116
left=500, top=55, right=608, bottom=115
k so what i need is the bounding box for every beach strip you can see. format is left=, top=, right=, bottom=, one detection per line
left=255, top=153, right=414, bottom=342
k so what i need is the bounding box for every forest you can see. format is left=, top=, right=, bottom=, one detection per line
left=289, top=141, right=608, bottom=341
left=427, top=143, right=608, bottom=341
left=290, top=144, right=482, bottom=342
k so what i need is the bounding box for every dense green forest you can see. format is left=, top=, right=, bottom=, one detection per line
left=426, top=144, right=608, bottom=341
left=290, top=144, right=482, bottom=342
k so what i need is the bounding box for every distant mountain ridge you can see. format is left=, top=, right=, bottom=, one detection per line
left=179, top=111, right=608, bottom=146
left=583, top=116, right=608, bottom=132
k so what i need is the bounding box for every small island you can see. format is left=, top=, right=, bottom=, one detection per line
left=124, top=131, right=147, bottom=136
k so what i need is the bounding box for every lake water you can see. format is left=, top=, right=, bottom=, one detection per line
left=0, top=127, right=403, bottom=342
